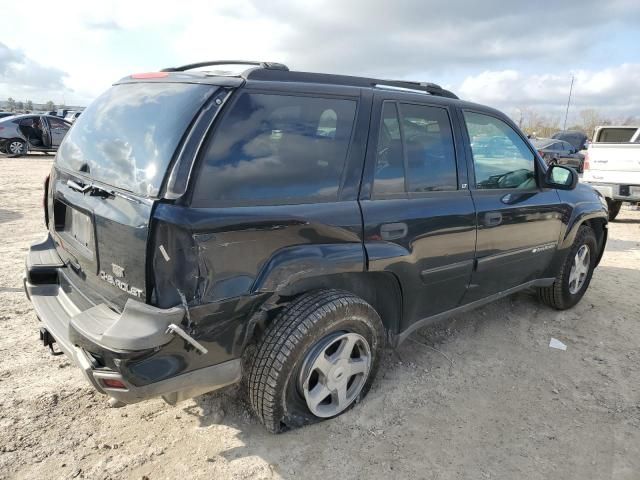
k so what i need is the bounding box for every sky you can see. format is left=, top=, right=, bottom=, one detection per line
left=1, top=0, right=639, bottom=124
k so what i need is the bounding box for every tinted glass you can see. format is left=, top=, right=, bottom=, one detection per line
left=56, top=83, right=213, bottom=197
left=193, top=93, right=357, bottom=205
left=597, top=128, right=637, bottom=143
left=372, top=102, right=405, bottom=196
left=47, top=117, right=69, bottom=129
left=400, top=103, right=457, bottom=192
left=464, top=111, right=536, bottom=190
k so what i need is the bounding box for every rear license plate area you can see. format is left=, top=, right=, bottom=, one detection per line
left=54, top=201, right=94, bottom=258
left=619, top=185, right=630, bottom=197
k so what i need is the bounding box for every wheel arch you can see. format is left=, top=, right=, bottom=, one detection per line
left=245, top=271, right=403, bottom=349
left=583, top=217, right=607, bottom=266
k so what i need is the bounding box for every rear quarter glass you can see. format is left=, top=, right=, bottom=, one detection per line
left=191, top=92, right=358, bottom=207
left=55, top=82, right=215, bottom=197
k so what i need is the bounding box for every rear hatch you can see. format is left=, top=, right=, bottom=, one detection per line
left=49, top=81, right=216, bottom=311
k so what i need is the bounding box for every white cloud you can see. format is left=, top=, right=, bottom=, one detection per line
left=0, top=0, right=638, bottom=117
left=458, top=64, right=640, bottom=119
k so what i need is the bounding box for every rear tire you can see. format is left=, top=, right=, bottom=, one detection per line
left=537, top=225, right=597, bottom=310
left=607, top=199, right=622, bottom=221
left=248, top=289, right=385, bottom=433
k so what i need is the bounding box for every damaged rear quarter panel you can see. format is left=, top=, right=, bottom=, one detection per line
left=149, top=201, right=364, bottom=367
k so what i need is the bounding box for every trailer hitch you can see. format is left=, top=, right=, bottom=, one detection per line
left=39, top=327, right=63, bottom=356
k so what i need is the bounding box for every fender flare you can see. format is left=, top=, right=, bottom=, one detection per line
left=251, top=243, right=366, bottom=293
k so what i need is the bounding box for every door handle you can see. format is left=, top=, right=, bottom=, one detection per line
left=483, top=212, right=502, bottom=227
left=380, top=222, right=408, bottom=240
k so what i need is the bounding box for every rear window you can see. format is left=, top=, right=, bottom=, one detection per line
left=595, top=128, right=638, bottom=143
left=192, top=92, right=357, bottom=206
left=55, top=82, right=213, bottom=197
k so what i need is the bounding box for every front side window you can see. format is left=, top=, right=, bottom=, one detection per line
left=47, top=117, right=70, bottom=130
left=464, top=111, right=536, bottom=190
left=192, top=93, right=357, bottom=205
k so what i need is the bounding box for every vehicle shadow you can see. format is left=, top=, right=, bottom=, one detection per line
left=168, top=268, right=640, bottom=479
left=611, top=217, right=640, bottom=224
left=175, top=291, right=547, bottom=478
left=604, top=238, right=640, bottom=252
left=0, top=209, right=22, bottom=224
left=0, top=286, right=24, bottom=293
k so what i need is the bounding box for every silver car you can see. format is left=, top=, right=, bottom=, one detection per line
left=0, top=114, right=71, bottom=156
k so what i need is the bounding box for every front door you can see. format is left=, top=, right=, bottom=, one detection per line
left=460, top=110, right=564, bottom=303
left=45, top=116, right=71, bottom=147
left=361, top=95, right=477, bottom=332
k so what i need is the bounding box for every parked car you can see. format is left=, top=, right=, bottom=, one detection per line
left=552, top=130, right=588, bottom=151
left=0, top=111, right=14, bottom=119
left=0, top=114, right=72, bottom=156
left=64, top=110, right=82, bottom=123
left=530, top=137, right=585, bottom=172
left=583, top=125, right=640, bottom=220
left=25, top=61, right=608, bottom=433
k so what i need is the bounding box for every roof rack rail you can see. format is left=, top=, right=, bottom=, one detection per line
left=161, top=60, right=289, bottom=73
left=373, top=80, right=456, bottom=98
left=243, top=68, right=459, bottom=99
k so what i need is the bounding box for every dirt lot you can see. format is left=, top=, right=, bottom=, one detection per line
left=1, top=156, right=639, bottom=480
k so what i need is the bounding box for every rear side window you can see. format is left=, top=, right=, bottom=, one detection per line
left=372, top=102, right=457, bottom=197
left=372, top=102, right=405, bottom=196
left=192, top=93, right=357, bottom=206
left=400, top=104, right=457, bottom=192
left=464, top=111, right=536, bottom=190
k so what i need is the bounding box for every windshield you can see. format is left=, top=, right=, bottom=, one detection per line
left=55, top=82, right=214, bottom=197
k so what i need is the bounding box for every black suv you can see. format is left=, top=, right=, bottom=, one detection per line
left=25, top=61, right=608, bottom=433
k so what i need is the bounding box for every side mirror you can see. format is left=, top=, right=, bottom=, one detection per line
left=545, top=164, right=578, bottom=190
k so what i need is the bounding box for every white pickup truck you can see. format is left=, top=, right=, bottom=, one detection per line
left=583, top=126, right=640, bottom=220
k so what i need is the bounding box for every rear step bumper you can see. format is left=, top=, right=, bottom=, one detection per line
left=584, top=182, right=640, bottom=202
left=24, top=235, right=241, bottom=405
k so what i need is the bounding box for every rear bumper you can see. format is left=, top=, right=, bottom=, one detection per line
left=583, top=182, right=640, bottom=202
left=25, top=236, right=241, bottom=405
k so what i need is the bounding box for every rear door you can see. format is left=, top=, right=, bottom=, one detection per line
left=460, top=109, right=564, bottom=302
left=49, top=81, right=217, bottom=310
left=361, top=93, right=476, bottom=330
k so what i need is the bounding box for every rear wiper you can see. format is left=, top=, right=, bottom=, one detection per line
left=66, top=179, right=92, bottom=193
left=66, top=179, right=141, bottom=203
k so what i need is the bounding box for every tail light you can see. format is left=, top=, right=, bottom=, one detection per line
left=583, top=151, right=590, bottom=171
left=101, top=378, right=127, bottom=389
left=43, top=174, right=50, bottom=228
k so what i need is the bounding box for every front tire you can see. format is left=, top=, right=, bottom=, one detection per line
left=606, top=199, right=622, bottom=221
left=6, top=139, right=26, bottom=157
left=537, top=225, right=598, bottom=310
left=248, top=290, right=385, bottom=433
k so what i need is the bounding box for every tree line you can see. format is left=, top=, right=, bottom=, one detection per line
left=5, top=97, right=58, bottom=112
left=512, top=107, right=639, bottom=139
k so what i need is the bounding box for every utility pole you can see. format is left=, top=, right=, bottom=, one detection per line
left=563, top=74, right=574, bottom=131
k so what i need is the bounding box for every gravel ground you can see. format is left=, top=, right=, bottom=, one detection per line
left=1, top=156, right=639, bottom=480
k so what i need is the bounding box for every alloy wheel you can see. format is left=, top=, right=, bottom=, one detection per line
left=568, top=244, right=590, bottom=294
left=300, top=332, right=371, bottom=418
